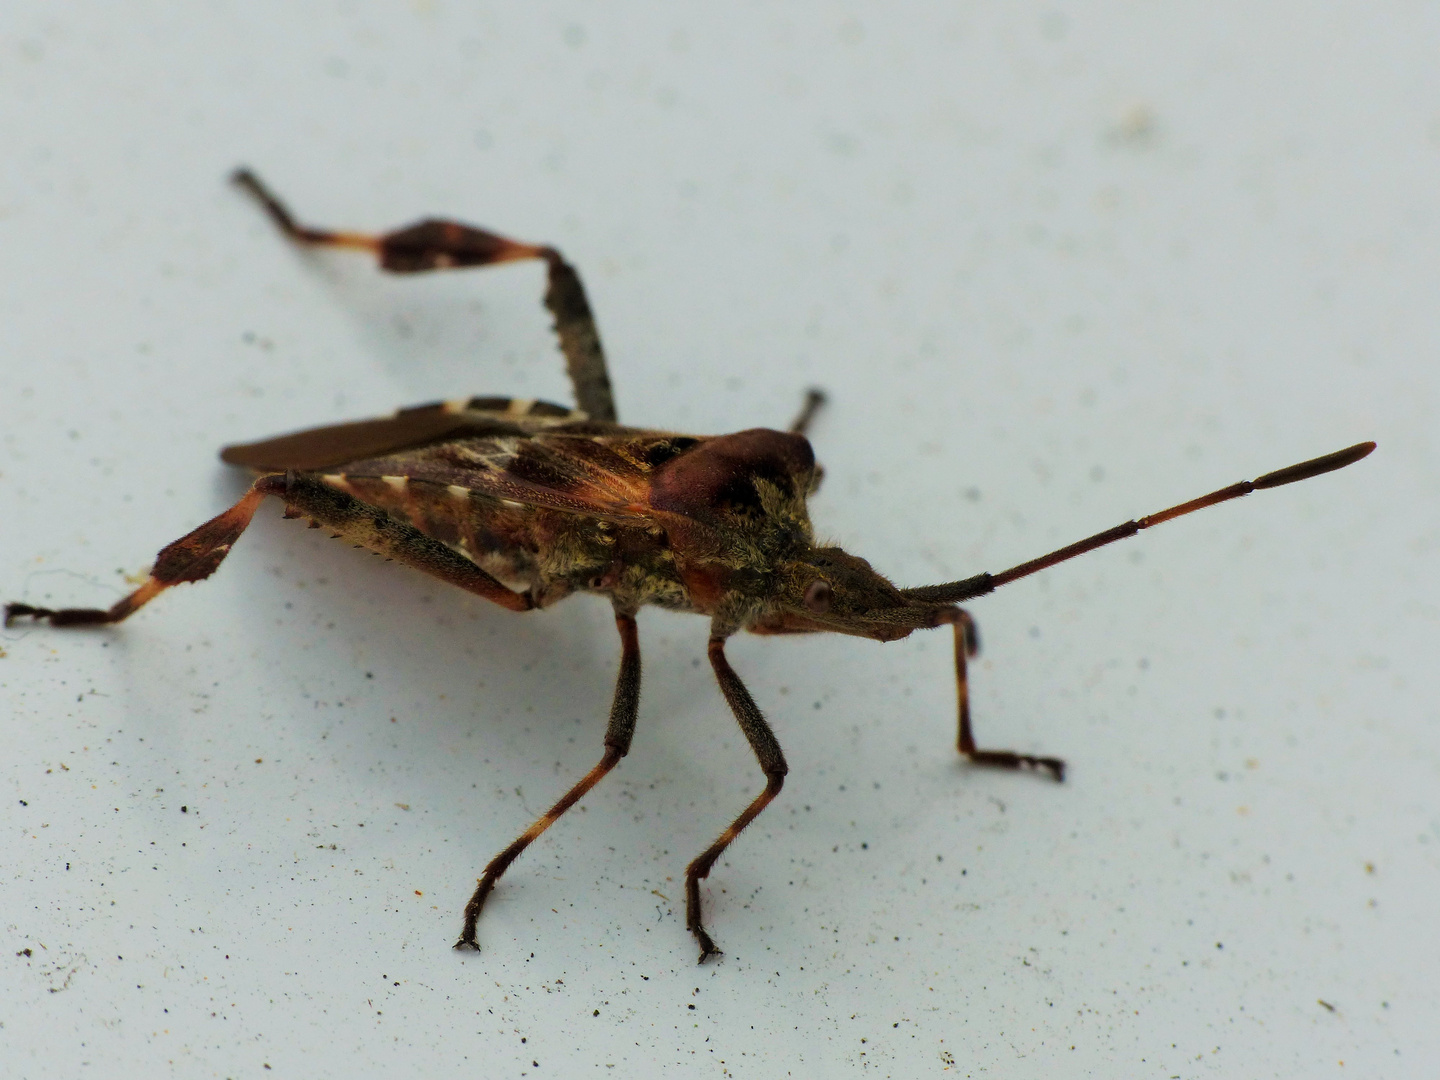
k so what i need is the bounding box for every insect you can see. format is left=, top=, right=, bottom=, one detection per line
left=6, top=169, right=1374, bottom=962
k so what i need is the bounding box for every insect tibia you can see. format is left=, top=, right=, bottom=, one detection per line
left=542, top=252, right=616, bottom=423
left=150, top=484, right=274, bottom=586
left=4, top=481, right=275, bottom=628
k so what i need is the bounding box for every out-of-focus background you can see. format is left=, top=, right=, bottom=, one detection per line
left=2, top=4, right=1435, bottom=1076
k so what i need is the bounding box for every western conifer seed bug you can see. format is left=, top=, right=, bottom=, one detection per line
left=6, top=170, right=1376, bottom=962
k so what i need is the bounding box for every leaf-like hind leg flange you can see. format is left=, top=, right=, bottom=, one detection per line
left=5, top=481, right=274, bottom=627
left=232, top=167, right=617, bottom=424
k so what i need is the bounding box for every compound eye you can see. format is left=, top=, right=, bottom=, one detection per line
left=803, top=579, right=832, bottom=614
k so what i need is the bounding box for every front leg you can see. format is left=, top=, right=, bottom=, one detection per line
left=941, top=608, right=1065, bottom=781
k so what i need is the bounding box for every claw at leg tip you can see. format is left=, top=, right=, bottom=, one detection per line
left=692, top=927, right=722, bottom=963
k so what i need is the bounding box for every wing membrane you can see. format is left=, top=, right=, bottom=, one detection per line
left=339, top=433, right=681, bottom=523
left=219, top=398, right=582, bottom=472
left=223, top=398, right=720, bottom=525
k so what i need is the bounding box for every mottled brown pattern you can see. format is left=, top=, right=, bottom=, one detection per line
left=6, top=169, right=1375, bottom=964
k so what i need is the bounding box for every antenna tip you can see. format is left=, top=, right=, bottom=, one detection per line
left=1253, top=440, right=1377, bottom=490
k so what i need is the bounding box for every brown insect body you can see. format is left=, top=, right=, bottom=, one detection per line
left=225, top=396, right=935, bottom=644
left=6, top=170, right=1375, bottom=963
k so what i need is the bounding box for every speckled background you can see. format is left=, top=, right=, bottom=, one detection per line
left=1, top=3, right=1435, bottom=1076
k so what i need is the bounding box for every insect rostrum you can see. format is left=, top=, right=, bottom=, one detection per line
left=5, top=170, right=1375, bottom=963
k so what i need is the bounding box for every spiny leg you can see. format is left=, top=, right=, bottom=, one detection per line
left=455, top=610, right=642, bottom=951
left=939, top=608, right=1064, bottom=781
left=231, top=167, right=617, bottom=424
left=5, top=471, right=535, bottom=628
left=685, top=637, right=789, bottom=963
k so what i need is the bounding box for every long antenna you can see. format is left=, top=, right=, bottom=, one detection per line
left=901, top=441, right=1375, bottom=605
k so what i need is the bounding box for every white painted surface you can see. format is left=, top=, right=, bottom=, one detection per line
left=1, top=4, right=1434, bottom=1076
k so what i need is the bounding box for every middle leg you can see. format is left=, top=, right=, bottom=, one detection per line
left=455, top=608, right=642, bottom=951
left=685, top=636, right=789, bottom=962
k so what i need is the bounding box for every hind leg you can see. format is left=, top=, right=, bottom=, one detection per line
left=6, top=481, right=276, bottom=627
left=231, top=168, right=617, bottom=424
left=6, top=472, right=534, bottom=628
